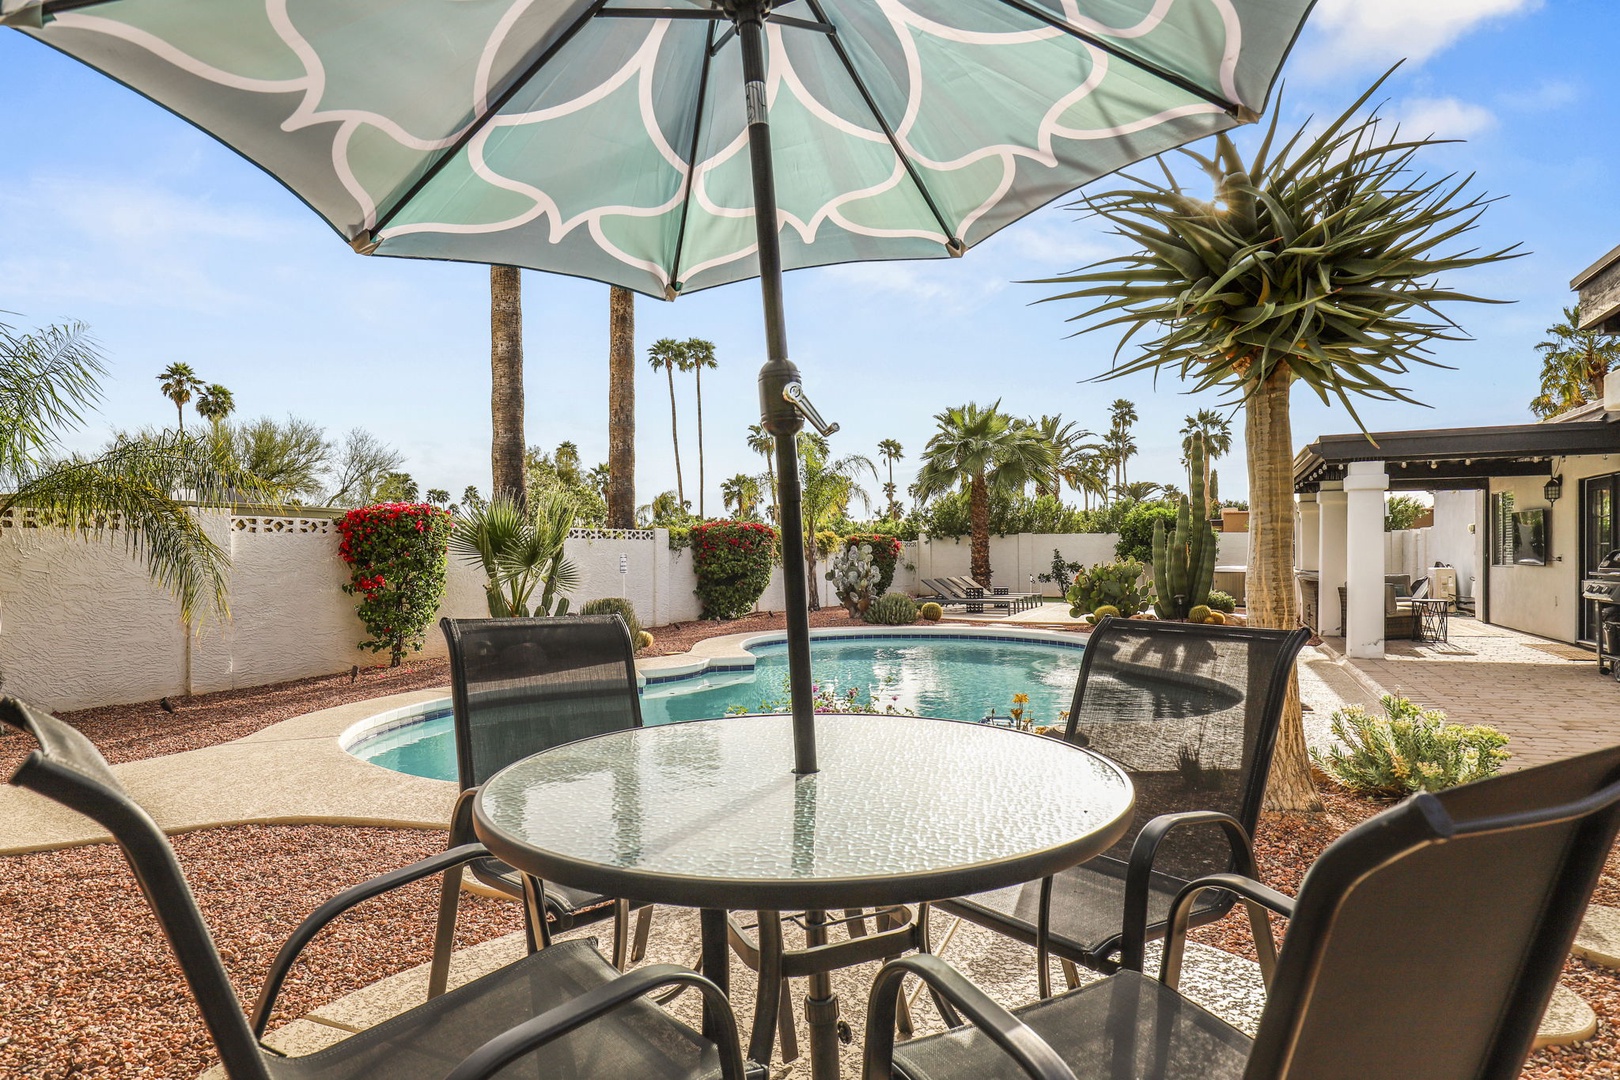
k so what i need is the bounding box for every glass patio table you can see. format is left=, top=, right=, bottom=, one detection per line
left=473, top=713, right=1135, bottom=1078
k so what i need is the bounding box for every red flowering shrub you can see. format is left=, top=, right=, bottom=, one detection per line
left=336, top=502, right=451, bottom=666
left=843, top=533, right=902, bottom=595
left=691, top=520, right=776, bottom=620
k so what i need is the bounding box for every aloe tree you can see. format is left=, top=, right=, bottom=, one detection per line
left=1041, top=69, right=1520, bottom=810
left=1530, top=306, right=1620, bottom=419
left=914, top=402, right=1055, bottom=588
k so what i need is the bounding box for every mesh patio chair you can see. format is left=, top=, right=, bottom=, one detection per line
left=934, top=616, right=1311, bottom=995
left=0, top=696, right=749, bottom=1080
left=867, top=740, right=1620, bottom=1080
left=431, top=615, right=655, bottom=996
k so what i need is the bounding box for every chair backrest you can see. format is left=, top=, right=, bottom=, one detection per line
left=441, top=615, right=643, bottom=790
left=1246, top=743, right=1620, bottom=1080
left=1, top=698, right=270, bottom=1080
left=947, top=575, right=985, bottom=592
left=926, top=578, right=969, bottom=599
left=1064, top=617, right=1311, bottom=880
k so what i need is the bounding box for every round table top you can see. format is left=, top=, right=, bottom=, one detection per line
left=474, top=713, right=1135, bottom=910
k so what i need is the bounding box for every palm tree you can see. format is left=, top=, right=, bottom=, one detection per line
left=914, top=402, right=1055, bottom=587
left=4, top=319, right=271, bottom=619
left=647, top=338, right=687, bottom=509
left=637, top=489, right=687, bottom=527
left=1115, top=480, right=1163, bottom=502
left=876, top=438, right=904, bottom=520
left=157, top=362, right=204, bottom=434
left=554, top=440, right=582, bottom=485
left=607, top=285, right=636, bottom=528
left=747, top=423, right=777, bottom=522
left=685, top=338, right=717, bottom=518
left=1040, top=70, right=1519, bottom=810
left=1069, top=457, right=1110, bottom=511
left=721, top=473, right=761, bottom=518
left=195, top=384, right=234, bottom=434
left=586, top=462, right=612, bottom=502
left=1530, top=306, right=1620, bottom=419
left=1104, top=399, right=1138, bottom=493
left=490, top=265, right=526, bottom=507
left=1181, top=408, right=1233, bottom=517
left=1031, top=415, right=1101, bottom=502
left=797, top=433, right=875, bottom=609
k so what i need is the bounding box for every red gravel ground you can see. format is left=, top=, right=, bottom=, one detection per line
left=2, top=612, right=1615, bottom=1078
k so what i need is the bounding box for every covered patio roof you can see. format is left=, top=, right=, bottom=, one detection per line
left=1294, top=417, right=1619, bottom=492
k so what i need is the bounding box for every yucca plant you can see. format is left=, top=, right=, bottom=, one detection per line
left=1041, top=68, right=1521, bottom=810
left=450, top=490, right=578, bottom=617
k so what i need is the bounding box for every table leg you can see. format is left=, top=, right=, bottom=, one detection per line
left=803, top=909, right=843, bottom=1080
left=700, top=909, right=731, bottom=1044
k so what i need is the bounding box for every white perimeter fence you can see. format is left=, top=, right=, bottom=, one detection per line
left=0, top=512, right=1247, bottom=711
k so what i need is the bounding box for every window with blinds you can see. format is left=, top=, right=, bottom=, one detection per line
left=1492, top=491, right=1517, bottom=565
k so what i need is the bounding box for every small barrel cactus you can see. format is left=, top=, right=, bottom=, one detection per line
left=636, top=630, right=655, bottom=650
left=865, top=592, right=919, bottom=626
left=919, top=601, right=943, bottom=622
left=1093, top=604, right=1121, bottom=620
left=1188, top=604, right=1212, bottom=624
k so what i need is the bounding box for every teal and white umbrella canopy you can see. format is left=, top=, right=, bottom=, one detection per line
left=5, top=0, right=1311, bottom=300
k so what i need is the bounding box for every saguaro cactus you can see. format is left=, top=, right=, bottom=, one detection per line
left=1153, top=432, right=1218, bottom=620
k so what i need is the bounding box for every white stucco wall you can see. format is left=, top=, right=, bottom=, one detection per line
left=1429, top=489, right=1484, bottom=600
left=911, top=531, right=1248, bottom=597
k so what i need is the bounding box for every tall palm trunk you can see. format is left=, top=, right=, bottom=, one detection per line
left=607, top=286, right=636, bottom=529
left=969, top=471, right=991, bottom=587
left=490, top=265, right=526, bottom=509
left=664, top=363, right=684, bottom=509
left=695, top=363, right=705, bottom=518
left=1245, top=364, right=1320, bottom=812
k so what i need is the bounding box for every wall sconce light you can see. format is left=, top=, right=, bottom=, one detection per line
left=1544, top=475, right=1563, bottom=504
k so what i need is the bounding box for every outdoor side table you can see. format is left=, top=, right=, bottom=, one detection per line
left=473, top=713, right=1135, bottom=1080
left=1412, top=597, right=1451, bottom=643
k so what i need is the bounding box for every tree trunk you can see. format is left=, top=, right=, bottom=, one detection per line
left=804, top=540, right=821, bottom=610
left=490, top=265, right=526, bottom=509
left=969, top=472, right=991, bottom=587
left=695, top=364, right=705, bottom=518
left=1246, top=364, right=1321, bottom=813
left=607, top=286, right=636, bottom=529
left=666, top=365, right=684, bottom=510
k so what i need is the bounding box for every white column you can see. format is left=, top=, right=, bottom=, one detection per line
left=1317, top=482, right=1347, bottom=635
left=1344, top=461, right=1389, bottom=658
left=1297, top=493, right=1320, bottom=572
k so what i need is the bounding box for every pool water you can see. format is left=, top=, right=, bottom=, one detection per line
left=351, top=634, right=1085, bottom=782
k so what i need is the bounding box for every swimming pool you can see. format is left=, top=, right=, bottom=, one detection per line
left=345, top=629, right=1085, bottom=781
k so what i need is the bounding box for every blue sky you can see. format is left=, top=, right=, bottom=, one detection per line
left=1, top=0, right=1613, bottom=512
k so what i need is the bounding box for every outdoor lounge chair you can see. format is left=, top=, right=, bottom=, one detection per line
left=432, top=615, right=654, bottom=995
left=931, top=577, right=1013, bottom=615
left=867, top=739, right=1620, bottom=1080
left=933, top=617, right=1311, bottom=995
left=917, top=579, right=969, bottom=608
left=946, top=576, right=1040, bottom=613
left=0, top=696, right=749, bottom=1080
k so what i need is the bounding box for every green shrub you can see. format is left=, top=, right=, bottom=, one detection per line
left=844, top=533, right=902, bottom=594
left=337, top=502, right=452, bottom=666
left=691, top=520, right=777, bottom=620
left=1313, top=695, right=1510, bottom=797
left=578, top=597, right=643, bottom=649
left=1066, top=560, right=1154, bottom=618
left=1205, top=589, right=1237, bottom=613
left=865, top=592, right=919, bottom=625
left=1115, top=502, right=1178, bottom=562
left=919, top=601, right=943, bottom=622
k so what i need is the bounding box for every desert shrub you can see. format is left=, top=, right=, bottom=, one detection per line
left=337, top=502, right=451, bottom=666
left=578, top=597, right=643, bottom=648
left=1313, top=695, right=1510, bottom=797
left=919, top=601, right=943, bottom=622
left=1037, top=549, right=1084, bottom=592
left=1115, top=502, right=1178, bottom=562
left=1066, top=560, right=1154, bottom=618
left=865, top=592, right=919, bottom=625
left=1205, top=589, right=1237, bottom=613
left=844, top=532, right=901, bottom=594
left=691, top=520, right=776, bottom=620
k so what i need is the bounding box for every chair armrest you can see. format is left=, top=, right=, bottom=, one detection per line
left=443, top=964, right=750, bottom=1080
left=1159, top=872, right=1295, bottom=992
left=863, top=955, right=1078, bottom=1080
left=1118, top=811, right=1259, bottom=972
left=251, top=843, right=490, bottom=1037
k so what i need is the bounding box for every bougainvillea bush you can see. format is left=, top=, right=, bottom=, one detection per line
left=337, top=502, right=451, bottom=666
left=844, top=533, right=901, bottom=594
left=691, top=520, right=776, bottom=620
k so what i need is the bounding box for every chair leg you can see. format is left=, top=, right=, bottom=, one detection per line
left=429, top=788, right=479, bottom=999
left=1060, top=958, right=1082, bottom=991
left=913, top=904, right=963, bottom=1029
left=777, top=977, right=799, bottom=1062
left=631, top=903, right=654, bottom=964
left=749, top=911, right=787, bottom=1064
left=844, top=906, right=868, bottom=938
left=874, top=907, right=915, bottom=1038
left=520, top=874, right=551, bottom=952
left=611, top=897, right=632, bottom=970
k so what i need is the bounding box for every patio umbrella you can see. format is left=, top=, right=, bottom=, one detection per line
left=4, top=0, right=1316, bottom=774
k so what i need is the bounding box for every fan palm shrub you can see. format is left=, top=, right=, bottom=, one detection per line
left=1040, top=70, right=1521, bottom=809
left=450, top=491, right=578, bottom=617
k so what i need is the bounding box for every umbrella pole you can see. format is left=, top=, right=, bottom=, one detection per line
left=734, top=0, right=816, bottom=777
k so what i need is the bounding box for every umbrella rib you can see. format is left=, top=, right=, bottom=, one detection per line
left=802, top=0, right=959, bottom=251
left=39, top=0, right=118, bottom=13
left=991, top=0, right=1253, bottom=120
left=369, top=0, right=612, bottom=238
left=669, top=19, right=716, bottom=295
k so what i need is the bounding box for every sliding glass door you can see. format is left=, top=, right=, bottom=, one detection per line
left=1582, top=473, right=1619, bottom=643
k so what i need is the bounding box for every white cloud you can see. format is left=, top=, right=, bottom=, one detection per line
left=1503, top=78, right=1580, bottom=112
left=1302, top=0, right=1541, bottom=73
left=1393, top=97, right=1497, bottom=139
left=818, top=258, right=1006, bottom=306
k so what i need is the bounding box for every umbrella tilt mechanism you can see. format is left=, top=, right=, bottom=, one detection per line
left=782, top=382, right=838, bottom=438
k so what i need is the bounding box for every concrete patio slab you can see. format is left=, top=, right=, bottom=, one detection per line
left=1575, top=904, right=1620, bottom=971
